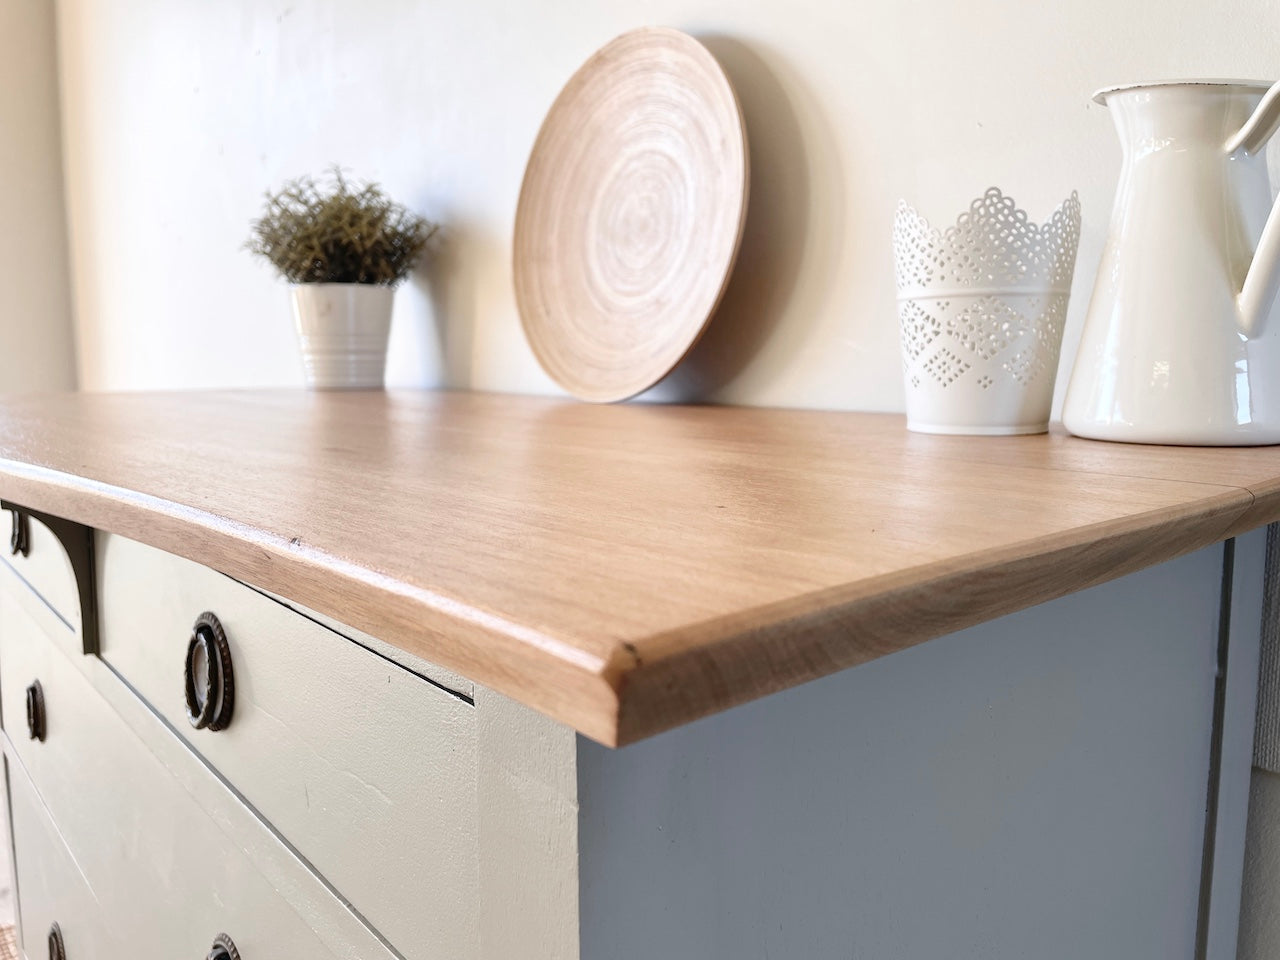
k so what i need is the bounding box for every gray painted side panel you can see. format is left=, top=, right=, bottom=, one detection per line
left=579, top=546, right=1224, bottom=960
left=1203, top=529, right=1264, bottom=960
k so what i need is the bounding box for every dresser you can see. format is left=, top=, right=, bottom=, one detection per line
left=0, top=390, right=1277, bottom=960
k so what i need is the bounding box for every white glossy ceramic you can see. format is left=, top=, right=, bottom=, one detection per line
left=893, top=188, right=1082, bottom=435
left=290, top=283, right=393, bottom=390
left=1063, top=79, right=1280, bottom=445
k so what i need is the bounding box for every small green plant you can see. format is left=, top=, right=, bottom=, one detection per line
left=247, top=168, right=436, bottom=285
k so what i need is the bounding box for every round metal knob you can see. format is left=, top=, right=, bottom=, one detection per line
left=184, top=612, right=234, bottom=731
left=207, top=933, right=240, bottom=960
left=26, top=680, right=45, bottom=742
left=48, top=922, right=65, bottom=960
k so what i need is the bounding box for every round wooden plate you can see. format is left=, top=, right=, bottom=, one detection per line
left=514, top=27, right=749, bottom=403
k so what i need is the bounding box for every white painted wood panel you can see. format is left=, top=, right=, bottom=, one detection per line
left=0, top=589, right=392, bottom=960
left=96, top=533, right=480, bottom=959
left=1, top=579, right=403, bottom=959
left=577, top=545, right=1227, bottom=960
left=0, top=513, right=80, bottom=644
left=475, top=687, right=581, bottom=960
left=5, top=756, right=123, bottom=960
left=254, top=583, right=475, bottom=701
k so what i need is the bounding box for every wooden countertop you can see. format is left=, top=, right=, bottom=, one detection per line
left=0, top=390, right=1278, bottom=746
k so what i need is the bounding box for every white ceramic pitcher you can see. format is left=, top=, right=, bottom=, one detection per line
left=1063, top=79, right=1280, bottom=445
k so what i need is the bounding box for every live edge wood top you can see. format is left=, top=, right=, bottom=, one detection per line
left=2, top=390, right=1280, bottom=746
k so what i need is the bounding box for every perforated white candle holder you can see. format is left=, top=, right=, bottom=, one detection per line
left=892, top=187, right=1081, bottom=435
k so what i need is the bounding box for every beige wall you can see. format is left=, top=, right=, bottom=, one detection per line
left=54, top=0, right=1280, bottom=405
left=0, top=0, right=75, bottom=391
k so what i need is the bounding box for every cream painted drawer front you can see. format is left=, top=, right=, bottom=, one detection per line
left=0, top=587, right=389, bottom=960
left=97, top=533, right=482, bottom=958
left=6, top=756, right=122, bottom=960
left=1, top=511, right=81, bottom=653
left=0, top=588, right=66, bottom=789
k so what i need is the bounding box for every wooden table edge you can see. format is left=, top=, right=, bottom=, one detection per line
left=611, top=489, right=1256, bottom=745
left=0, top=457, right=1269, bottom=748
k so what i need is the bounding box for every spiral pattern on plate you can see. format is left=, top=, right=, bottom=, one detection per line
left=514, top=28, right=748, bottom=402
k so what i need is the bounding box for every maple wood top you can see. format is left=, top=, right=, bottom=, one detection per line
left=0, top=389, right=1277, bottom=745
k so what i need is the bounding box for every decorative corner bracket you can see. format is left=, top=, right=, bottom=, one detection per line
left=6, top=506, right=28, bottom=557
left=1, top=501, right=99, bottom=656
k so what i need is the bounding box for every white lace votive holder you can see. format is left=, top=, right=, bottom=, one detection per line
left=892, top=188, right=1081, bottom=435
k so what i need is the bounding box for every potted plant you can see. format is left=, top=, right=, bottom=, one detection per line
left=247, top=168, right=436, bottom=389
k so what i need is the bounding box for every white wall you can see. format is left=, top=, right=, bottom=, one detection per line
left=0, top=0, right=75, bottom=392
left=1240, top=771, right=1280, bottom=958
left=54, top=0, right=1280, bottom=405
left=41, top=2, right=1280, bottom=952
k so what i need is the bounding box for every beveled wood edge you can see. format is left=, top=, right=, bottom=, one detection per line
left=0, top=460, right=624, bottom=741
left=0, top=457, right=1268, bottom=747
left=1226, top=478, right=1280, bottom=536
left=613, top=490, right=1255, bottom=743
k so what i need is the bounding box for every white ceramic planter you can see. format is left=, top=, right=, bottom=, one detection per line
left=892, top=188, right=1081, bottom=435
left=290, top=283, right=394, bottom=390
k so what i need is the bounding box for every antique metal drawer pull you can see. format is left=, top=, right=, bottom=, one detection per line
left=25, top=680, right=45, bottom=742
left=207, top=933, right=240, bottom=960
left=184, top=612, right=235, bottom=731
left=47, top=923, right=65, bottom=960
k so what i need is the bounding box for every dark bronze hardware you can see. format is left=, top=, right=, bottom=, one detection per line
left=207, top=933, right=240, bottom=960
left=48, top=922, right=65, bottom=960
left=0, top=502, right=98, bottom=656
left=7, top=507, right=28, bottom=557
left=185, top=612, right=234, bottom=731
left=25, top=680, right=45, bottom=742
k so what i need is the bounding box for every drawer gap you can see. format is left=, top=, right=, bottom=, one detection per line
left=231, top=578, right=474, bottom=705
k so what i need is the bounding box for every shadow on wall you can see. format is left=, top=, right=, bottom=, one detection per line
left=413, top=221, right=460, bottom=382
left=653, top=35, right=846, bottom=403
left=408, top=216, right=499, bottom=389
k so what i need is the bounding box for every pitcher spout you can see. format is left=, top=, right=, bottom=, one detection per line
left=1230, top=81, right=1280, bottom=339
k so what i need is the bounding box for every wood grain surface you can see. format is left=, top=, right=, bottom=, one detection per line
left=0, top=390, right=1277, bottom=745
left=513, top=27, right=748, bottom=402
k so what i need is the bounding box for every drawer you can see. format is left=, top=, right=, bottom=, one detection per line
left=0, top=508, right=82, bottom=652
left=96, top=533, right=481, bottom=958
left=0, top=586, right=393, bottom=960
left=6, top=755, right=121, bottom=960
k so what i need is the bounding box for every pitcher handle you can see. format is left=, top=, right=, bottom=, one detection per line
left=1230, top=80, right=1280, bottom=339
left=1226, top=81, right=1280, bottom=155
